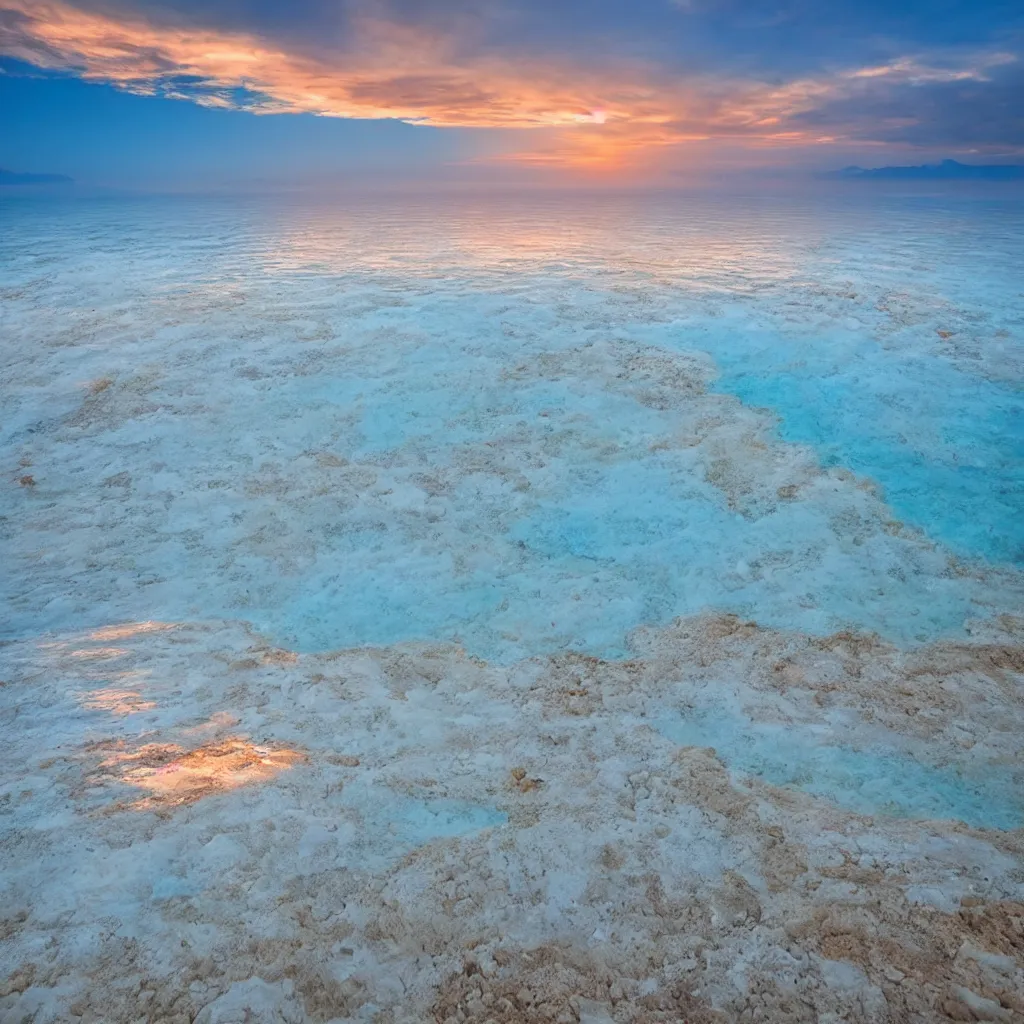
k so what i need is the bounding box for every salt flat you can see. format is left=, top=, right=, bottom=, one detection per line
left=1, top=190, right=1022, bottom=1023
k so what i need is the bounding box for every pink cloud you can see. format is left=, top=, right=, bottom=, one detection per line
left=1, top=0, right=1017, bottom=170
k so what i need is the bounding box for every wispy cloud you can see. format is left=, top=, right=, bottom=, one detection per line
left=1, top=0, right=1020, bottom=170
left=843, top=52, right=1016, bottom=84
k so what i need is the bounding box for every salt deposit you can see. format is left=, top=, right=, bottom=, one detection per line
left=1, top=190, right=1021, bottom=1022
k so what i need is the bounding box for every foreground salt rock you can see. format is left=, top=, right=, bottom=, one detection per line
left=193, top=978, right=305, bottom=1024
left=1, top=614, right=1022, bottom=1023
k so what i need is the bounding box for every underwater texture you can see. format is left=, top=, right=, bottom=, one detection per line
left=1, top=190, right=1022, bottom=1023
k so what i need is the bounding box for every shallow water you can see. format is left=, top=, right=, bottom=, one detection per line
left=3, top=184, right=1024, bottom=918
left=656, top=705, right=1024, bottom=830
left=2, top=188, right=1021, bottom=663
left=2, top=191, right=1022, bottom=647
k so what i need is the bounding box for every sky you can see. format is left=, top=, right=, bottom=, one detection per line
left=1, top=0, right=1022, bottom=186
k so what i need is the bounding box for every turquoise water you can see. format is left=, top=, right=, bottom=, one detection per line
left=1, top=190, right=1021, bottom=657
left=657, top=707, right=1024, bottom=830
left=710, top=327, right=1023, bottom=565
left=1, top=189, right=1022, bottom=822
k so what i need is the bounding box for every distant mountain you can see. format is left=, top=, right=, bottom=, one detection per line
left=0, top=168, right=74, bottom=185
left=826, top=159, right=1024, bottom=181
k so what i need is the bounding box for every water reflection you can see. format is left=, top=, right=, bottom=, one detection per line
left=1, top=191, right=1021, bottom=655
left=88, top=736, right=305, bottom=811
left=246, top=192, right=817, bottom=283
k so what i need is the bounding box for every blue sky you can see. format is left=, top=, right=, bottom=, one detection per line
left=0, top=60, right=475, bottom=185
left=1, top=0, right=1022, bottom=185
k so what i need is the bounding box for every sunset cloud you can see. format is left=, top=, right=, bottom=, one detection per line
left=1, top=0, right=1021, bottom=171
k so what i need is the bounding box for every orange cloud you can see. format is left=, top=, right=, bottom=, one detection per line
left=0, top=0, right=653, bottom=129
left=0, top=0, right=1014, bottom=170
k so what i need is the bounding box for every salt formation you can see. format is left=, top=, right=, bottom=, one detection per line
left=1, top=192, right=1022, bottom=1021
left=1, top=615, right=1022, bottom=1022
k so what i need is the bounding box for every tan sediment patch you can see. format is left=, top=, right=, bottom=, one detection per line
left=2, top=941, right=367, bottom=1024
left=229, top=645, right=303, bottom=671
left=791, top=895, right=1024, bottom=1022
left=669, top=745, right=755, bottom=823
left=89, top=621, right=179, bottom=642
left=3, top=614, right=1022, bottom=1022
left=260, top=647, right=300, bottom=666
left=84, top=737, right=304, bottom=811
left=498, top=339, right=846, bottom=518
left=627, top=611, right=1024, bottom=754
left=68, top=645, right=130, bottom=660
left=34, top=622, right=181, bottom=669
left=958, top=900, right=1024, bottom=960
left=431, top=945, right=723, bottom=1024
left=78, top=687, right=157, bottom=715
left=66, top=369, right=163, bottom=432
left=534, top=650, right=643, bottom=719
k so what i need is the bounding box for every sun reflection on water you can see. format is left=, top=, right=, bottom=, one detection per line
left=88, top=736, right=305, bottom=811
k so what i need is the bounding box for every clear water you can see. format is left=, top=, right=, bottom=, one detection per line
left=657, top=706, right=1024, bottom=830
left=2, top=189, right=1021, bottom=655
left=2, top=188, right=1022, bottom=821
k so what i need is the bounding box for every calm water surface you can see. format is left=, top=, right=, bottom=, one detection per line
left=1, top=189, right=1022, bottom=657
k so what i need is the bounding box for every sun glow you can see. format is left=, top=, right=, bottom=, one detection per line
left=88, top=737, right=305, bottom=810
left=1, top=0, right=1016, bottom=170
